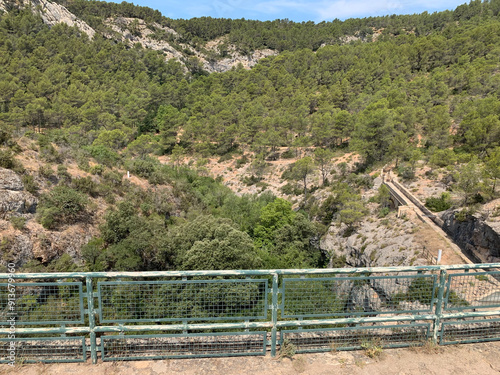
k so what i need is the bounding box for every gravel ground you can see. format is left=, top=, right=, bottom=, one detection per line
left=2, top=341, right=500, bottom=375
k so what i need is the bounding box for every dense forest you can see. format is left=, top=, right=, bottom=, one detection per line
left=0, top=0, right=499, bottom=272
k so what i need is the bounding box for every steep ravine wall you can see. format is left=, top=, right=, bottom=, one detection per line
left=441, top=211, right=500, bottom=263
left=387, top=176, right=499, bottom=265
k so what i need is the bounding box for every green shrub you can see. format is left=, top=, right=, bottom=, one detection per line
left=454, top=208, right=473, bottom=222
left=217, top=153, right=233, bottom=163
left=127, top=157, right=158, bottom=178
left=22, top=174, right=38, bottom=195
left=429, top=149, right=457, bottom=167
left=242, top=175, right=261, bottom=186
left=86, top=145, right=120, bottom=167
left=40, top=144, right=62, bottom=163
left=425, top=192, right=452, bottom=212
left=10, top=216, right=26, bottom=230
left=280, top=182, right=296, bottom=195
left=38, top=207, right=59, bottom=230
left=281, top=149, right=295, bottom=159
left=397, top=164, right=415, bottom=180
left=72, top=176, right=99, bottom=197
left=378, top=207, right=390, bottom=217
left=39, top=164, right=54, bottom=179
left=51, top=254, right=78, bottom=272
left=235, top=155, right=249, bottom=168
left=37, top=186, right=89, bottom=229
left=0, top=149, right=15, bottom=169
left=57, top=165, right=71, bottom=184
left=90, top=164, right=105, bottom=176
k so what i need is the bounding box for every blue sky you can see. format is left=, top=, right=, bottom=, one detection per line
left=128, top=0, right=468, bottom=22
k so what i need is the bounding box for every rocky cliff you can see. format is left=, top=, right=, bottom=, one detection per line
left=0, top=167, right=37, bottom=217
left=441, top=210, right=500, bottom=263
left=0, top=0, right=276, bottom=73
left=0, top=0, right=95, bottom=38
left=0, top=167, right=97, bottom=268
left=321, top=208, right=426, bottom=268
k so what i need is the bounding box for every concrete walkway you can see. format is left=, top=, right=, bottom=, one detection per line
left=383, top=171, right=472, bottom=266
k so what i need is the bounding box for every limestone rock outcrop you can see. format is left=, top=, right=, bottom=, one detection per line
left=202, top=49, right=277, bottom=73
left=0, top=168, right=37, bottom=217
left=0, top=167, right=23, bottom=191
left=441, top=210, right=500, bottom=263
left=29, top=0, right=95, bottom=38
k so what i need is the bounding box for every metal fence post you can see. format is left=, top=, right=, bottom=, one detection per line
left=86, top=276, right=98, bottom=364
left=270, top=273, right=279, bottom=357
left=433, top=269, right=447, bottom=344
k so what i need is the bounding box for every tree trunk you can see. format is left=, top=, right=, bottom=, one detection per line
left=303, top=174, right=307, bottom=198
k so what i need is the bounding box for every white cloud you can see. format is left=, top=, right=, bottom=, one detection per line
left=228, top=0, right=466, bottom=21
left=150, top=0, right=467, bottom=22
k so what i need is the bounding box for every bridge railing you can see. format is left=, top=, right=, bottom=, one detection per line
left=1, top=264, right=500, bottom=364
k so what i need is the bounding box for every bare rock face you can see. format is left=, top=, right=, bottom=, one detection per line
left=201, top=49, right=277, bottom=73
left=0, top=168, right=38, bottom=217
left=2, top=233, right=34, bottom=268
left=0, top=167, right=23, bottom=191
left=103, top=17, right=184, bottom=62
left=349, top=284, right=382, bottom=312
left=30, top=0, right=95, bottom=39
left=0, top=190, right=38, bottom=215
left=441, top=210, right=500, bottom=263
left=48, top=224, right=97, bottom=261
left=321, top=214, right=423, bottom=269
left=0, top=0, right=96, bottom=39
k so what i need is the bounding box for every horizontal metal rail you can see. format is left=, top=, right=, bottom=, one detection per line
left=5, top=263, right=500, bottom=279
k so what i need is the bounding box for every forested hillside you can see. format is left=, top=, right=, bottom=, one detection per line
left=0, top=0, right=499, bottom=273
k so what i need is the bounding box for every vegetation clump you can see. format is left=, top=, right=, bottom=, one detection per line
left=425, top=192, right=452, bottom=212
left=37, top=186, right=89, bottom=229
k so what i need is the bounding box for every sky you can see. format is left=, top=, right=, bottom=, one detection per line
left=128, top=0, right=469, bottom=22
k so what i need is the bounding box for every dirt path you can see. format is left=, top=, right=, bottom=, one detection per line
left=414, top=220, right=467, bottom=265
left=3, top=342, right=500, bottom=375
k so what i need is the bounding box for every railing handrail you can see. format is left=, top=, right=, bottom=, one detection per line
left=3, top=263, right=500, bottom=279
left=2, top=263, right=500, bottom=364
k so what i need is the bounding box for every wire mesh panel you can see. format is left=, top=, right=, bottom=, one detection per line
left=98, top=279, right=268, bottom=323
left=281, top=323, right=431, bottom=353
left=0, top=337, right=86, bottom=363
left=0, top=282, right=84, bottom=325
left=282, top=274, right=437, bottom=318
left=101, top=331, right=267, bottom=361
left=444, top=272, right=500, bottom=311
left=440, top=318, right=500, bottom=345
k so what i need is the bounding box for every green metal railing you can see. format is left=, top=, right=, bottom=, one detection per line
left=1, top=263, right=499, bottom=364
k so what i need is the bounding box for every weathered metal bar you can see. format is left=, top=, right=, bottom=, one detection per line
left=0, top=327, right=90, bottom=334
left=433, top=269, right=447, bottom=343
left=270, top=273, right=279, bottom=357
left=2, top=312, right=496, bottom=336
left=275, top=315, right=436, bottom=327
left=86, top=276, right=98, bottom=364
left=93, top=322, right=274, bottom=332
left=440, top=310, right=500, bottom=319
left=2, top=263, right=500, bottom=279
